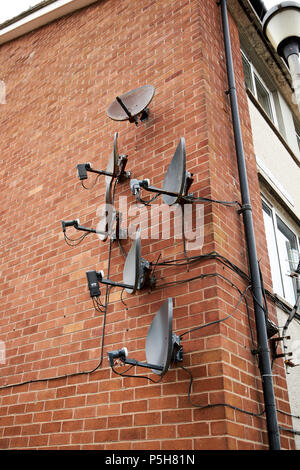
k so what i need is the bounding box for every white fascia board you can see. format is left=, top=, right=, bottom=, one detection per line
left=0, top=0, right=98, bottom=45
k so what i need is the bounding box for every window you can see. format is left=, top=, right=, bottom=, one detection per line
left=242, top=54, right=254, bottom=93
left=262, top=199, right=300, bottom=306
left=242, top=52, right=276, bottom=123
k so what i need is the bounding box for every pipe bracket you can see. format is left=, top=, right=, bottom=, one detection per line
left=237, top=203, right=252, bottom=214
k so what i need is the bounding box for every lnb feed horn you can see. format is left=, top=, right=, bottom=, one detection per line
left=130, top=138, right=194, bottom=206
left=106, top=85, right=155, bottom=126
left=61, top=219, right=79, bottom=232
left=108, top=298, right=183, bottom=378
left=85, top=269, right=134, bottom=299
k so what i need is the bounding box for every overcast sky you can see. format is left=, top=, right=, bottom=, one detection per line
left=263, top=0, right=283, bottom=7
left=0, top=1, right=292, bottom=25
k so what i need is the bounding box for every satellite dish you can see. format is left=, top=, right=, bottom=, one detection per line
left=129, top=137, right=193, bottom=206
left=76, top=132, right=129, bottom=185
left=62, top=190, right=118, bottom=244
left=107, top=85, right=155, bottom=125
left=105, top=132, right=119, bottom=185
left=162, top=137, right=187, bottom=206
left=107, top=298, right=183, bottom=377
left=123, top=229, right=141, bottom=294
left=96, top=185, right=115, bottom=242
left=145, top=298, right=174, bottom=376
left=86, top=229, right=152, bottom=301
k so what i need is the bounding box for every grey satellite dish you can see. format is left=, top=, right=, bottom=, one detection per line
left=123, top=229, right=141, bottom=294
left=129, top=137, right=193, bottom=206
left=62, top=191, right=118, bottom=243
left=107, top=298, right=183, bottom=377
left=145, top=298, right=174, bottom=376
left=86, top=229, right=152, bottom=300
left=105, top=132, right=119, bottom=186
left=69, top=133, right=129, bottom=244
left=96, top=185, right=115, bottom=242
left=107, top=85, right=155, bottom=125
left=97, top=132, right=128, bottom=241
left=162, top=137, right=187, bottom=206
left=76, top=132, right=129, bottom=185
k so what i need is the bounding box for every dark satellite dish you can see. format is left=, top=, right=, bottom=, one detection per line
left=122, top=229, right=141, bottom=294
left=65, top=133, right=129, bottom=245
left=96, top=185, right=116, bottom=242
left=76, top=132, right=129, bottom=185
left=145, top=298, right=175, bottom=376
left=105, top=131, right=119, bottom=182
left=107, top=298, right=183, bottom=377
left=85, top=229, right=153, bottom=299
left=162, top=137, right=187, bottom=206
left=130, top=137, right=193, bottom=206
left=107, top=85, right=155, bottom=125
left=62, top=193, right=119, bottom=244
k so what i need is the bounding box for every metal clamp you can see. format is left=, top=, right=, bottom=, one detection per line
left=237, top=203, right=252, bottom=214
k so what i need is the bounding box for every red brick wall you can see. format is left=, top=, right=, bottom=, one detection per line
left=0, top=0, right=294, bottom=450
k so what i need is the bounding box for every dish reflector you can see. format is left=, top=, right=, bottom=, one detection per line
left=123, top=229, right=141, bottom=294
left=96, top=185, right=115, bottom=242
left=107, top=85, right=155, bottom=122
left=162, top=138, right=186, bottom=206
left=105, top=132, right=119, bottom=185
left=145, top=298, right=174, bottom=376
left=97, top=133, right=120, bottom=242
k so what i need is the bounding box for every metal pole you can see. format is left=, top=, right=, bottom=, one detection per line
left=220, top=0, right=281, bottom=450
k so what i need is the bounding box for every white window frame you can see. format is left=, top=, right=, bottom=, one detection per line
left=262, top=195, right=300, bottom=306
left=241, top=51, right=278, bottom=127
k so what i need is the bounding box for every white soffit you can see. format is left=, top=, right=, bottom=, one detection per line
left=0, top=0, right=98, bottom=45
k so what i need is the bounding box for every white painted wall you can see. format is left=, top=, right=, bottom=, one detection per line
left=248, top=97, right=300, bottom=218
left=276, top=307, right=300, bottom=449
left=248, top=96, right=300, bottom=448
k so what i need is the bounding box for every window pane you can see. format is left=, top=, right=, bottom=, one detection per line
left=242, top=55, right=254, bottom=93
left=262, top=203, right=284, bottom=297
left=296, top=131, right=300, bottom=153
left=276, top=216, right=297, bottom=305
left=254, top=74, right=273, bottom=121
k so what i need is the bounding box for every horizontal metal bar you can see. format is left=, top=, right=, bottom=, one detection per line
left=100, top=278, right=134, bottom=290
left=87, top=168, right=114, bottom=178
left=124, top=357, right=163, bottom=371
left=143, top=184, right=180, bottom=198
left=75, top=225, right=97, bottom=233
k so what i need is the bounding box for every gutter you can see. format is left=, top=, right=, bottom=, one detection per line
left=0, top=0, right=98, bottom=45
left=220, top=0, right=281, bottom=451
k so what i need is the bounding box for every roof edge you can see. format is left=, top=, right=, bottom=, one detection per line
left=0, top=0, right=98, bottom=45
